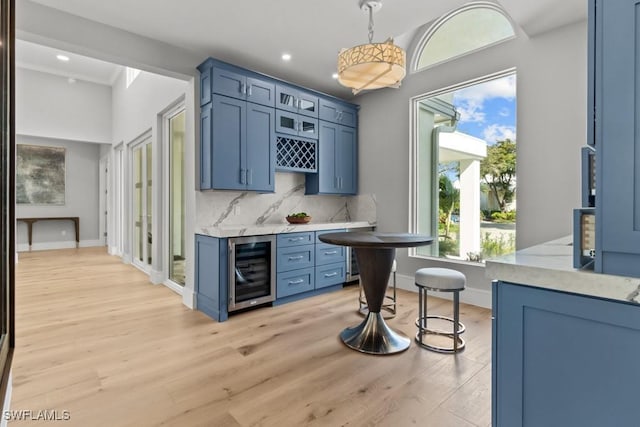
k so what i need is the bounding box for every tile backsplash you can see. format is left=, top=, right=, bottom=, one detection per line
left=196, top=173, right=376, bottom=228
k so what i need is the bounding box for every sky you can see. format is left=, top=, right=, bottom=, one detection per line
left=451, top=74, right=516, bottom=145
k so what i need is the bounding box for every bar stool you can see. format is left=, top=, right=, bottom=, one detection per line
left=359, top=259, right=396, bottom=318
left=414, top=267, right=466, bottom=353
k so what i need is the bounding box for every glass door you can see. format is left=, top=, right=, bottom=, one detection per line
left=168, top=109, right=185, bottom=285
left=132, top=137, right=152, bottom=271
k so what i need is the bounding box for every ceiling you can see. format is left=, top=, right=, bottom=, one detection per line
left=16, top=39, right=122, bottom=86
left=21, top=0, right=586, bottom=96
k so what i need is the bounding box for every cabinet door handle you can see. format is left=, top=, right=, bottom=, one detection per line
left=324, top=272, right=338, bottom=278
left=240, top=82, right=246, bottom=95
left=240, top=168, right=246, bottom=184
left=288, top=279, right=304, bottom=285
left=296, top=98, right=301, bottom=109
left=288, top=255, right=304, bottom=261
left=323, top=250, right=338, bottom=255
left=247, top=84, right=252, bottom=96
left=247, top=169, right=253, bottom=185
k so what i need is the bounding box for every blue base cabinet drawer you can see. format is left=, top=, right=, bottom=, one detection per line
left=315, top=262, right=346, bottom=289
left=277, top=267, right=315, bottom=298
left=277, top=232, right=314, bottom=247
left=315, top=244, right=345, bottom=265
left=277, top=244, right=314, bottom=272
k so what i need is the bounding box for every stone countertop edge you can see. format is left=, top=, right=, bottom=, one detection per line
left=196, top=221, right=376, bottom=239
left=485, top=236, right=640, bottom=305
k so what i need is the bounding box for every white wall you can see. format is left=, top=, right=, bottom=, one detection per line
left=110, top=69, right=193, bottom=302
left=356, top=21, right=587, bottom=304
left=16, top=135, right=104, bottom=250
left=16, top=67, right=111, bottom=143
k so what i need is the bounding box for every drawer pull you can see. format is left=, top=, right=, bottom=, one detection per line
left=323, top=250, right=338, bottom=255
left=288, top=279, right=304, bottom=285
left=289, top=237, right=304, bottom=242
left=324, top=272, right=338, bottom=278
left=288, top=255, right=304, bottom=261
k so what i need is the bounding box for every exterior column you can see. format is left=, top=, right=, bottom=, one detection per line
left=459, top=159, right=482, bottom=258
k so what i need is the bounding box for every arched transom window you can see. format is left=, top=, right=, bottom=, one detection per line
left=414, top=2, right=515, bottom=71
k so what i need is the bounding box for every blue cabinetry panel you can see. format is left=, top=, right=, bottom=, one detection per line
left=276, top=267, right=315, bottom=298
left=246, top=77, right=275, bottom=107
left=593, top=0, right=640, bottom=276
left=212, top=66, right=245, bottom=100
left=493, top=281, right=640, bottom=427
left=195, top=235, right=228, bottom=322
left=199, top=102, right=212, bottom=190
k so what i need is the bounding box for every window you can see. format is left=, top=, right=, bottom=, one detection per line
left=411, top=72, right=517, bottom=263
left=413, top=2, right=515, bottom=71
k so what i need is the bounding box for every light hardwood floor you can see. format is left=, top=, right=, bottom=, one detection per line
left=12, top=247, right=492, bottom=427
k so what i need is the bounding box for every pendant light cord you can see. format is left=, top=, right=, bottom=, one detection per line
left=368, top=4, right=375, bottom=43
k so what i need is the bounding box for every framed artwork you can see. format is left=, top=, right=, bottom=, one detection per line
left=16, top=144, right=66, bottom=205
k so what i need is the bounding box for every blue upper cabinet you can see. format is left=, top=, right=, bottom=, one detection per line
left=319, top=98, right=358, bottom=128
left=206, top=95, right=275, bottom=192
left=276, top=84, right=319, bottom=118
left=593, top=0, right=640, bottom=277
left=306, top=121, right=357, bottom=195
left=209, top=64, right=276, bottom=107
left=275, top=110, right=319, bottom=139
left=198, top=57, right=357, bottom=194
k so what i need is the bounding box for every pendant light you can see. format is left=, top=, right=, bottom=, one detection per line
left=337, top=0, right=406, bottom=95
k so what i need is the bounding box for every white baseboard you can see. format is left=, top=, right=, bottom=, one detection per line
left=16, top=239, right=104, bottom=252
left=122, top=253, right=132, bottom=264
left=108, top=246, right=121, bottom=256
left=163, top=279, right=184, bottom=296
left=150, top=269, right=164, bottom=285
left=396, top=273, right=492, bottom=309
left=182, top=287, right=195, bottom=309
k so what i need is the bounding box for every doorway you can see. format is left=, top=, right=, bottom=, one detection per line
left=131, top=134, right=153, bottom=272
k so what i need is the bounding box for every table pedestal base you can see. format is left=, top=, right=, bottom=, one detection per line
left=340, top=311, right=410, bottom=355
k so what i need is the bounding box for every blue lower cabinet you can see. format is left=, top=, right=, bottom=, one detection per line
left=277, top=267, right=315, bottom=298
left=276, top=244, right=315, bottom=272
left=315, top=244, right=345, bottom=265
left=277, top=232, right=314, bottom=247
left=493, top=281, right=640, bottom=427
left=315, top=262, right=346, bottom=289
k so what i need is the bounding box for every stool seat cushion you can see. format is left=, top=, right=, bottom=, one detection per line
left=415, top=268, right=466, bottom=291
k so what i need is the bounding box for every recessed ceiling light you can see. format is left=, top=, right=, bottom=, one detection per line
left=281, top=53, right=292, bottom=61
left=56, top=54, right=70, bottom=62
left=332, top=73, right=339, bottom=79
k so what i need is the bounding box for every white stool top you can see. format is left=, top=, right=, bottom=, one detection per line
left=415, top=267, right=466, bottom=291
left=391, top=259, right=397, bottom=272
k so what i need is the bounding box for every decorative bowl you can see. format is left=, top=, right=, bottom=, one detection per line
left=286, top=215, right=312, bottom=224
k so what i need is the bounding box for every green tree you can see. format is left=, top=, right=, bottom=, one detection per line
left=480, top=139, right=516, bottom=212
left=439, top=174, right=459, bottom=237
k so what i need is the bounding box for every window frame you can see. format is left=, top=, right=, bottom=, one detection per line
left=408, top=68, right=517, bottom=264
left=410, top=1, right=516, bottom=73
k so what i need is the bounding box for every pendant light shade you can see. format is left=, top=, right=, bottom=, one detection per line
left=337, top=0, right=406, bottom=94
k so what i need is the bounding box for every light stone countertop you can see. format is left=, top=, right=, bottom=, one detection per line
left=485, top=236, right=640, bottom=305
left=196, top=221, right=375, bottom=238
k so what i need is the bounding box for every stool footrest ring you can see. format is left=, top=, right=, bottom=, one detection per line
left=415, top=315, right=466, bottom=335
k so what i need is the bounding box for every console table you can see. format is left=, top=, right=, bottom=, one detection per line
left=17, top=217, right=80, bottom=249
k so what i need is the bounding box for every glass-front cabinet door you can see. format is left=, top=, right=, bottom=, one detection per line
left=276, top=110, right=318, bottom=138
left=298, top=92, right=318, bottom=118
left=275, top=85, right=319, bottom=118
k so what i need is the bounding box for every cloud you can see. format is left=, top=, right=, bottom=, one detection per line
left=457, top=100, right=485, bottom=123
left=454, top=75, right=516, bottom=105
left=452, top=75, right=516, bottom=125
left=483, top=124, right=516, bottom=143
left=498, top=107, right=510, bottom=117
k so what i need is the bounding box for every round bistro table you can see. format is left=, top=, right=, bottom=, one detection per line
left=318, top=231, right=434, bottom=355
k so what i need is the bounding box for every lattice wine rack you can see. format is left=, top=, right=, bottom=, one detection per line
left=276, top=136, right=317, bottom=173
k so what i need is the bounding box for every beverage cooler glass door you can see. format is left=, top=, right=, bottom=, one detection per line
left=228, top=235, right=277, bottom=311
